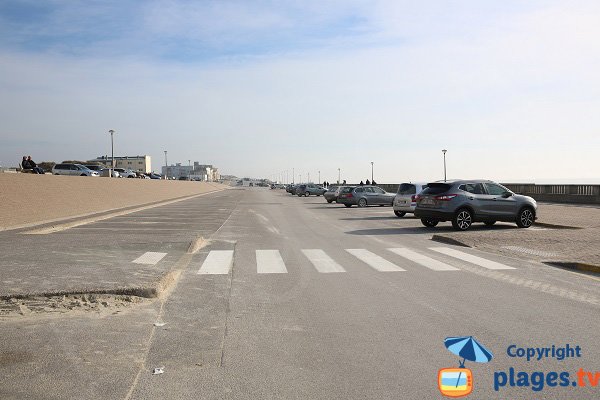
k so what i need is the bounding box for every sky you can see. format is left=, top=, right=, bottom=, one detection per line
left=1, top=0, right=599, bottom=183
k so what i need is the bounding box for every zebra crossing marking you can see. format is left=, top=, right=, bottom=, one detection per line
left=197, top=250, right=234, bottom=274
left=387, top=248, right=459, bottom=271
left=256, top=250, right=287, bottom=274
left=132, top=252, right=167, bottom=265
left=345, top=249, right=405, bottom=272
left=430, top=247, right=515, bottom=270
left=301, top=249, right=346, bottom=273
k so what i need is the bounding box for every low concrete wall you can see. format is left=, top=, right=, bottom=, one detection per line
left=502, top=184, right=600, bottom=205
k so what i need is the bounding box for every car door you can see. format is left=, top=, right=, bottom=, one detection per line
left=372, top=187, right=390, bottom=205
left=460, top=183, right=491, bottom=218
left=484, top=183, right=518, bottom=218
left=363, top=187, right=379, bottom=204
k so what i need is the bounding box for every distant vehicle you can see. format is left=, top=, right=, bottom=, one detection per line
left=393, top=183, right=428, bottom=217
left=324, top=185, right=340, bottom=203
left=99, top=168, right=120, bottom=178
left=84, top=165, right=104, bottom=172
left=147, top=173, right=162, bottom=180
left=287, top=184, right=299, bottom=195
left=296, top=183, right=326, bottom=197
left=113, top=168, right=137, bottom=178
left=336, top=185, right=395, bottom=207
left=335, top=186, right=357, bottom=206
left=52, top=163, right=99, bottom=177
left=179, top=176, right=190, bottom=181
left=414, top=180, right=537, bottom=231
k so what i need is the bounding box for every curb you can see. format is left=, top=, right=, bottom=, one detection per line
left=544, top=262, right=600, bottom=274
left=534, top=222, right=583, bottom=230
left=430, top=234, right=471, bottom=248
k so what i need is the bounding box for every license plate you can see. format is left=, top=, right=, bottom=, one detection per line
left=421, top=199, right=434, bottom=205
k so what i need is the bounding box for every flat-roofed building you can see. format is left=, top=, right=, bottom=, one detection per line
left=91, top=155, right=151, bottom=173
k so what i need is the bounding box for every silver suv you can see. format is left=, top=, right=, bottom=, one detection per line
left=52, top=163, right=99, bottom=177
left=414, top=180, right=537, bottom=230
left=393, top=182, right=428, bottom=217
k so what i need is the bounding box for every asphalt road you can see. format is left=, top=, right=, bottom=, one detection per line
left=1, top=187, right=599, bottom=399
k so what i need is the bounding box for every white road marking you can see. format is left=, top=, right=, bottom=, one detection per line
left=256, top=250, right=288, bottom=274
left=345, top=249, right=405, bottom=272
left=132, top=252, right=167, bottom=265
left=430, top=247, right=516, bottom=270
left=301, top=249, right=346, bottom=273
left=197, top=250, right=234, bottom=274
left=387, top=248, right=459, bottom=271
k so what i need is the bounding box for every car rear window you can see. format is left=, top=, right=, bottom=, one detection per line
left=327, top=186, right=338, bottom=191
left=340, top=187, right=355, bottom=193
left=421, top=183, right=451, bottom=195
left=397, top=183, right=416, bottom=195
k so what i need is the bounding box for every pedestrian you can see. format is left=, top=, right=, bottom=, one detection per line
left=27, top=156, right=45, bottom=174
left=366, top=179, right=371, bottom=185
left=20, top=156, right=31, bottom=171
left=372, top=180, right=377, bottom=185
left=359, top=180, right=364, bottom=186
left=342, top=180, right=346, bottom=185
left=323, top=181, right=327, bottom=188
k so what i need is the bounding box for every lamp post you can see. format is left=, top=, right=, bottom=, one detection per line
left=442, top=149, right=447, bottom=182
left=318, top=170, right=321, bottom=185
left=371, top=161, right=374, bottom=182
left=188, top=159, right=191, bottom=180
left=338, top=168, right=340, bottom=184
left=164, top=151, right=168, bottom=180
left=109, top=130, right=115, bottom=177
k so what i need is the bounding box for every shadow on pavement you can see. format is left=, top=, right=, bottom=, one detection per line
left=339, top=216, right=399, bottom=221
left=346, top=224, right=519, bottom=235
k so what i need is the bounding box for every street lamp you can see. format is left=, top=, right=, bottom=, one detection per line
left=371, top=161, right=374, bottom=182
left=442, top=149, right=447, bottom=182
left=338, top=168, right=340, bottom=184
left=188, top=159, right=191, bottom=180
left=108, top=130, right=115, bottom=177
left=318, top=170, right=321, bottom=185
left=164, top=151, right=168, bottom=180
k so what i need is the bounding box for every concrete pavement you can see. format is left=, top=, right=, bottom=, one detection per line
left=1, top=188, right=599, bottom=399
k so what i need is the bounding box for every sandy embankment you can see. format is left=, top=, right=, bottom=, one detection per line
left=0, top=173, right=228, bottom=230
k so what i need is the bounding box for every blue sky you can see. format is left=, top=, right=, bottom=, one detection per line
left=1, top=0, right=599, bottom=182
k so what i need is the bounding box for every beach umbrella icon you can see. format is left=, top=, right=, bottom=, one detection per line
left=443, top=336, right=493, bottom=390
left=444, top=336, right=493, bottom=367
left=444, top=336, right=494, bottom=368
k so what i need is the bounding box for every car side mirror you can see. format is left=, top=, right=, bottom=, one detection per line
left=502, top=192, right=512, bottom=198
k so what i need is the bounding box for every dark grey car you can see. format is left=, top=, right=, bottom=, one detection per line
left=336, top=185, right=395, bottom=208
left=414, top=180, right=537, bottom=230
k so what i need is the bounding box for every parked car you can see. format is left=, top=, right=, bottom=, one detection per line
left=99, top=168, right=120, bottom=178
left=295, top=183, right=326, bottom=197
left=336, top=185, right=394, bottom=207
left=147, top=173, right=162, bottom=179
left=335, top=186, right=357, bottom=206
left=287, top=184, right=299, bottom=195
left=113, top=168, right=137, bottom=178
left=52, top=163, right=99, bottom=177
left=393, top=183, right=428, bottom=217
left=413, top=180, right=537, bottom=231
left=324, top=185, right=340, bottom=203
left=84, top=165, right=104, bottom=173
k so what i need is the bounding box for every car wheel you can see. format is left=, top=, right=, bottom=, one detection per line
left=452, top=209, right=473, bottom=231
left=421, top=218, right=438, bottom=227
left=327, top=200, right=333, bottom=203
left=81, top=174, right=87, bottom=176
left=358, top=198, right=367, bottom=208
left=344, top=204, right=352, bottom=208
left=394, top=211, right=406, bottom=218
left=127, top=175, right=134, bottom=178
left=484, top=221, right=496, bottom=226
left=297, top=194, right=302, bottom=197
left=516, top=207, right=535, bottom=228
left=305, top=191, right=310, bottom=197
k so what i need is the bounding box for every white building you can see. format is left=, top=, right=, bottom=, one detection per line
left=91, top=155, right=151, bottom=173
left=161, top=162, right=220, bottom=181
